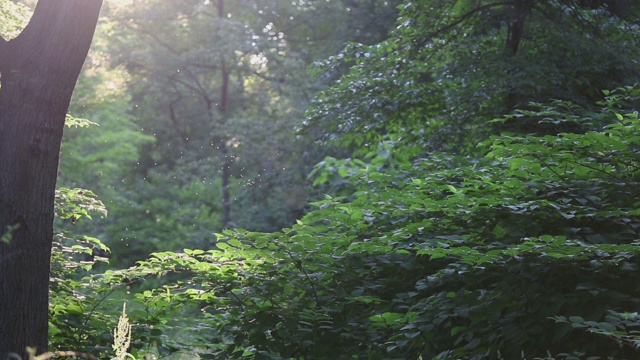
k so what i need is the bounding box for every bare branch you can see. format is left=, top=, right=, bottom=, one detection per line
left=125, top=22, right=178, bottom=55
left=250, top=69, right=284, bottom=83
left=167, top=73, right=208, bottom=99
left=425, top=1, right=515, bottom=42
left=407, top=0, right=515, bottom=53
left=168, top=95, right=190, bottom=145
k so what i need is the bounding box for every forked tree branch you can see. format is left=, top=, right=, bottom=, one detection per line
left=410, top=0, right=514, bottom=51
left=428, top=1, right=514, bottom=40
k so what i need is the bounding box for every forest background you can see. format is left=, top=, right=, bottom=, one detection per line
left=2, top=0, right=640, bottom=359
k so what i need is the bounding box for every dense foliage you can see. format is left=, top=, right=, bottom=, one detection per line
left=304, top=0, right=640, bottom=153
left=4, top=0, right=640, bottom=359
left=51, top=86, right=640, bottom=359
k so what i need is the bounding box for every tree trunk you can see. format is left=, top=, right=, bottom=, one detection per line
left=220, top=68, right=231, bottom=228
left=217, top=0, right=231, bottom=228
left=0, top=1, right=102, bottom=358
left=505, top=0, right=534, bottom=109
left=506, top=0, right=534, bottom=56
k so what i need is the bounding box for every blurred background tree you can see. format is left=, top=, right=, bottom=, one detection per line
left=58, top=0, right=402, bottom=266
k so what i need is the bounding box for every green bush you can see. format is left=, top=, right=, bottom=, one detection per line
left=91, top=85, right=640, bottom=359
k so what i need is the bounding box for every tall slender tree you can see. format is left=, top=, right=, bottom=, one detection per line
left=0, top=1, right=102, bottom=357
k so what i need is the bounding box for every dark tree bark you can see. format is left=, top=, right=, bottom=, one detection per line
left=505, top=0, right=534, bottom=109
left=506, top=0, right=534, bottom=55
left=0, top=1, right=102, bottom=358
